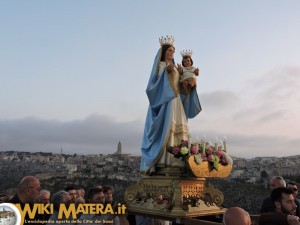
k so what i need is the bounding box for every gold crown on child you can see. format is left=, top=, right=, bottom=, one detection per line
left=159, top=35, right=175, bottom=46
left=180, top=50, right=193, bottom=57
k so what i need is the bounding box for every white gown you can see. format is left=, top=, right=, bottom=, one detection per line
left=180, top=66, right=197, bottom=82
left=156, top=61, right=189, bottom=168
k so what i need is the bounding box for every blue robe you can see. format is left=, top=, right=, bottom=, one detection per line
left=140, top=49, right=202, bottom=173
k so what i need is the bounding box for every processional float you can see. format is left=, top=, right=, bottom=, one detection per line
left=124, top=138, right=233, bottom=220
left=124, top=36, right=233, bottom=222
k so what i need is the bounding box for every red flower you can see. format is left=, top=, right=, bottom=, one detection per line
left=190, top=146, right=198, bottom=155
left=221, top=158, right=228, bottom=165
left=207, top=146, right=214, bottom=155
left=181, top=140, right=188, bottom=147
left=216, top=150, right=223, bottom=158
left=172, top=146, right=180, bottom=155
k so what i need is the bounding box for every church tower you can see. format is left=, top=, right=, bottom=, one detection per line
left=116, top=141, right=122, bottom=155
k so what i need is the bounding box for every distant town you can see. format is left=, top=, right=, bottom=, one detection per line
left=1, top=142, right=300, bottom=213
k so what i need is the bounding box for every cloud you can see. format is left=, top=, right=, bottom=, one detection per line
left=229, top=66, right=300, bottom=125
left=189, top=127, right=300, bottom=158
left=254, top=110, right=287, bottom=124
left=229, top=133, right=300, bottom=158
left=1, top=66, right=300, bottom=159
left=0, top=115, right=144, bottom=155
left=190, top=66, right=300, bottom=155
left=200, top=90, right=239, bottom=110
left=252, top=66, right=300, bottom=107
left=231, top=108, right=287, bottom=125
left=1, top=113, right=299, bottom=159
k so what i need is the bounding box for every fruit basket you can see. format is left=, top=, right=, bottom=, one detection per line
left=187, top=156, right=232, bottom=178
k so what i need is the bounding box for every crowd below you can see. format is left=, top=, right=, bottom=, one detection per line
left=1, top=176, right=129, bottom=225
left=1, top=175, right=300, bottom=225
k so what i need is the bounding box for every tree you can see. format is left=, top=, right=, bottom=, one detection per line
left=260, top=170, right=268, bottom=179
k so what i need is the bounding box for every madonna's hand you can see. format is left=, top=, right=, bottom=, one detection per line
left=177, top=64, right=183, bottom=74
left=189, top=79, right=196, bottom=87
left=166, top=64, right=174, bottom=73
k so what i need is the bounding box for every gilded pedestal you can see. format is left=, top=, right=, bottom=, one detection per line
left=124, top=158, right=232, bottom=219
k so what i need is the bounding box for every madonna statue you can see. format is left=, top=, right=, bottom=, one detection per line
left=140, top=36, right=202, bottom=175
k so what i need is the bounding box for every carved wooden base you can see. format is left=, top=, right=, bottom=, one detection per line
left=124, top=176, right=226, bottom=219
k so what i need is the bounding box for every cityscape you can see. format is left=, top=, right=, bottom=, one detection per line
left=1, top=142, right=300, bottom=214
left=0, top=142, right=139, bottom=205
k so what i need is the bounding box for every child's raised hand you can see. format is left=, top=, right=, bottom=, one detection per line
left=194, top=67, right=200, bottom=76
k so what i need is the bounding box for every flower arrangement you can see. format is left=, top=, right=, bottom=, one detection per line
left=167, top=140, right=190, bottom=159
left=168, top=139, right=233, bottom=171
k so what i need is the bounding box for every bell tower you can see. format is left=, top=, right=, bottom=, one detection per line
left=116, top=141, right=122, bottom=155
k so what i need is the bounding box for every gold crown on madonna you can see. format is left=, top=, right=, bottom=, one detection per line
left=159, top=35, right=175, bottom=46
left=180, top=50, right=193, bottom=57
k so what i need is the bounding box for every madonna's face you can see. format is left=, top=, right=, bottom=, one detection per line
left=165, top=46, right=175, bottom=62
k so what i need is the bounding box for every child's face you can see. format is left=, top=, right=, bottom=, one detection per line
left=183, top=57, right=192, bottom=67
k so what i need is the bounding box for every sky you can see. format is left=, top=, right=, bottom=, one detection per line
left=1, top=1, right=300, bottom=158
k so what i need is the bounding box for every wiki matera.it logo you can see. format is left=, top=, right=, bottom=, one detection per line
left=0, top=203, right=21, bottom=225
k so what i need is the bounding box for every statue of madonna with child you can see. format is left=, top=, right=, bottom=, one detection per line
left=140, top=36, right=202, bottom=175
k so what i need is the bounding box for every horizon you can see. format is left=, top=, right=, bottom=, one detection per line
left=1, top=149, right=300, bottom=160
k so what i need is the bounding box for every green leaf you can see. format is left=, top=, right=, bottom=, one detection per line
left=194, top=155, right=203, bottom=165
left=211, top=154, right=216, bottom=162
left=213, top=161, right=220, bottom=171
